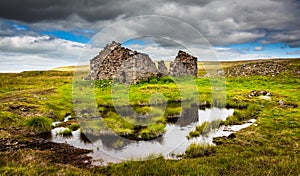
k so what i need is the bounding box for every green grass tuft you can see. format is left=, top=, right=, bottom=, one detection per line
left=187, top=120, right=222, bottom=139
left=56, top=128, right=73, bottom=137
left=185, top=143, right=216, bottom=158
left=68, top=124, right=80, bottom=131
left=23, top=116, right=52, bottom=132
left=222, top=104, right=261, bottom=125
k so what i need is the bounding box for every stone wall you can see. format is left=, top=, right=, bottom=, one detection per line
left=88, top=41, right=133, bottom=80
left=114, top=53, right=158, bottom=84
left=157, top=60, right=168, bottom=76
left=169, top=50, right=198, bottom=77
left=88, top=41, right=198, bottom=83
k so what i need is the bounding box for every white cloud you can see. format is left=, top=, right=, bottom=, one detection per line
left=126, top=42, right=271, bottom=62
left=0, top=35, right=86, bottom=72
left=213, top=47, right=271, bottom=61
left=127, top=43, right=181, bottom=60
left=0, top=55, right=71, bottom=72
left=0, top=35, right=85, bottom=54
left=254, top=46, right=264, bottom=51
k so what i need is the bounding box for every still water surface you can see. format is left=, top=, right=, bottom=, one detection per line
left=51, top=107, right=256, bottom=165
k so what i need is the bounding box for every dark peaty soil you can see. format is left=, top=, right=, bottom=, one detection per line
left=0, top=127, right=93, bottom=168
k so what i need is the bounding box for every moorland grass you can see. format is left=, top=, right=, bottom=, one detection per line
left=0, top=59, right=299, bottom=175
left=185, top=143, right=216, bottom=158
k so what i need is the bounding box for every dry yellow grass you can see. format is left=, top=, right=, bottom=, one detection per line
left=51, top=65, right=89, bottom=72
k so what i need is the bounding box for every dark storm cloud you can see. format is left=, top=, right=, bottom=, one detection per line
left=0, top=0, right=125, bottom=22
left=262, top=30, right=300, bottom=48
left=0, top=0, right=165, bottom=22
left=1, top=0, right=300, bottom=47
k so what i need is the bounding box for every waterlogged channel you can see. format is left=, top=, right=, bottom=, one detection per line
left=51, top=107, right=256, bottom=165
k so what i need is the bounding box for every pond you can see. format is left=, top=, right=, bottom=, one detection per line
left=51, top=107, right=256, bottom=165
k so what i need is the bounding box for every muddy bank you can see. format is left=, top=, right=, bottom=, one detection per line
left=0, top=127, right=93, bottom=168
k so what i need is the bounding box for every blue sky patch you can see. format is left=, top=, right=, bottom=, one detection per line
left=3, top=20, right=30, bottom=31
left=41, top=30, right=90, bottom=43
left=219, top=41, right=300, bottom=58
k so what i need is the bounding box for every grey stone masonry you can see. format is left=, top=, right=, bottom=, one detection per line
left=87, top=41, right=133, bottom=80
left=169, top=50, right=198, bottom=77
left=88, top=41, right=157, bottom=83
left=157, top=60, right=168, bottom=76
left=87, top=42, right=198, bottom=84
left=114, top=53, right=158, bottom=84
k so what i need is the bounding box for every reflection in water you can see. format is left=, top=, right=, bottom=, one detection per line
left=176, top=104, right=199, bottom=127
left=51, top=107, right=256, bottom=165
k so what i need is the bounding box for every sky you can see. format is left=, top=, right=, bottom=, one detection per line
left=1, top=0, right=300, bottom=72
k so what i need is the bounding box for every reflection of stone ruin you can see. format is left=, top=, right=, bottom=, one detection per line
left=177, top=105, right=199, bottom=127
left=87, top=41, right=198, bottom=83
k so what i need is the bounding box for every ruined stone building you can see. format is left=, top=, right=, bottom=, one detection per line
left=169, top=50, right=198, bottom=77
left=88, top=41, right=198, bottom=83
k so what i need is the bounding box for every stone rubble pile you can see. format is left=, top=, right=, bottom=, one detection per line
left=224, top=61, right=288, bottom=77
left=248, top=90, right=272, bottom=98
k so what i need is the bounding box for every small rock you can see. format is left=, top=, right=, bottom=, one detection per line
left=259, top=95, right=272, bottom=101
left=228, top=133, right=236, bottom=139
left=218, top=70, right=224, bottom=75
left=204, top=73, right=210, bottom=77
left=279, top=99, right=284, bottom=105
left=200, top=101, right=207, bottom=106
